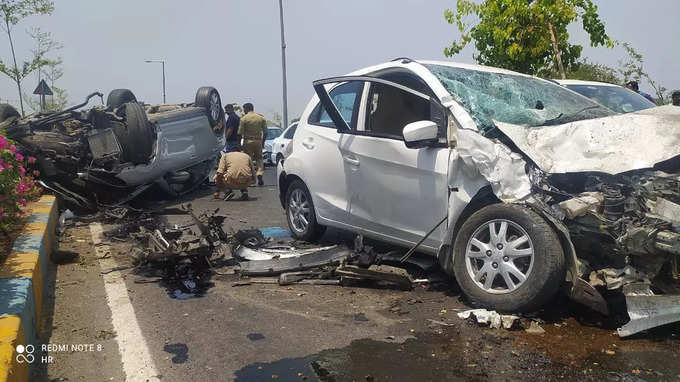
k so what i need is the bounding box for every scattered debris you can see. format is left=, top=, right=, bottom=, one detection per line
left=524, top=321, right=546, bottom=335
left=457, top=309, right=520, bottom=329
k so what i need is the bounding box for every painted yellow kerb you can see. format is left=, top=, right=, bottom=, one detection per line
left=0, top=316, right=29, bottom=382
left=0, top=252, right=43, bottom=330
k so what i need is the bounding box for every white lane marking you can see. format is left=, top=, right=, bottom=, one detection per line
left=90, top=223, right=161, bottom=382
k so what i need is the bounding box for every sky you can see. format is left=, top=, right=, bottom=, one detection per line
left=1, top=0, right=679, bottom=120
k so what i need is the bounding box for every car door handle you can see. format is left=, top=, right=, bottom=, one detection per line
left=343, top=155, right=360, bottom=166
left=301, top=138, right=315, bottom=150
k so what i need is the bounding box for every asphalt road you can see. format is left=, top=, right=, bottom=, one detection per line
left=41, top=167, right=680, bottom=382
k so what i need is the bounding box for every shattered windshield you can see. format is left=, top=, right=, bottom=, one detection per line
left=425, top=64, right=616, bottom=132
left=565, top=84, right=656, bottom=113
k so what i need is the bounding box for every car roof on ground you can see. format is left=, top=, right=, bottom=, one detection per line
left=553, top=79, right=621, bottom=87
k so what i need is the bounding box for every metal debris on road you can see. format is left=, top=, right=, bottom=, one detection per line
left=457, top=309, right=520, bottom=329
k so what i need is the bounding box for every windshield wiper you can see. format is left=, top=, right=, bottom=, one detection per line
left=542, top=105, right=601, bottom=126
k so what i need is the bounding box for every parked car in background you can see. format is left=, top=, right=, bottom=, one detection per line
left=0, top=87, right=225, bottom=208
left=554, top=79, right=656, bottom=113
left=277, top=58, right=680, bottom=330
left=271, top=122, right=298, bottom=165
left=263, top=126, right=283, bottom=165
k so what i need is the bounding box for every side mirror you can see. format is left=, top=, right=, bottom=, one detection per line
left=403, top=120, right=439, bottom=149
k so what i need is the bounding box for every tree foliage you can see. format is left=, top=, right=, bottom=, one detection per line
left=617, top=42, right=667, bottom=104
left=24, top=26, right=68, bottom=112
left=0, top=0, right=55, bottom=115
left=444, top=0, right=612, bottom=76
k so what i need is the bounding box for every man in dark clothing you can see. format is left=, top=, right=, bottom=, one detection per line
left=224, top=104, right=241, bottom=152
left=672, top=91, right=680, bottom=106
left=625, top=80, right=656, bottom=104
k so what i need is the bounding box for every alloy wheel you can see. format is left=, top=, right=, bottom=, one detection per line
left=465, top=219, right=535, bottom=294
left=288, top=188, right=311, bottom=233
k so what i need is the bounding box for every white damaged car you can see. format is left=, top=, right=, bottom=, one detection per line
left=278, top=59, right=680, bottom=336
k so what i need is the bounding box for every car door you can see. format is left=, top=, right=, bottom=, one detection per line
left=313, top=76, right=449, bottom=251
left=301, top=81, right=364, bottom=225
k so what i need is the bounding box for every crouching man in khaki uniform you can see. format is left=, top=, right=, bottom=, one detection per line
left=213, top=148, right=256, bottom=201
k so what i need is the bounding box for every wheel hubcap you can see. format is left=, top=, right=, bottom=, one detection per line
left=288, top=189, right=311, bottom=233
left=465, top=219, right=534, bottom=294
left=209, top=92, right=220, bottom=122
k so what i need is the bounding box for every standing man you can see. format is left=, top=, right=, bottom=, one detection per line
left=672, top=91, right=680, bottom=107
left=213, top=147, right=256, bottom=201
left=224, top=104, right=241, bottom=152
left=238, top=102, right=267, bottom=186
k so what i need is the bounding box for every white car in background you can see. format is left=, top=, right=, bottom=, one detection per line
left=554, top=79, right=656, bottom=113
left=277, top=58, right=680, bottom=324
left=271, top=122, right=298, bottom=165
left=263, top=126, right=283, bottom=165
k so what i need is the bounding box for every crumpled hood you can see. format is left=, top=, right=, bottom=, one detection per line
left=495, top=105, right=680, bottom=174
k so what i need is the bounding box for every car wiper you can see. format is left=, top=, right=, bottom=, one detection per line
left=542, top=105, right=601, bottom=126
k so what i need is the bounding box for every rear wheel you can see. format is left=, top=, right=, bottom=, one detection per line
left=285, top=179, right=326, bottom=241
left=107, top=89, right=137, bottom=109
left=195, top=87, right=223, bottom=128
left=452, top=204, right=565, bottom=313
left=114, top=102, right=154, bottom=164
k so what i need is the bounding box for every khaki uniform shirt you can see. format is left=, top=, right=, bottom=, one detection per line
left=216, top=152, right=256, bottom=186
left=238, top=111, right=267, bottom=141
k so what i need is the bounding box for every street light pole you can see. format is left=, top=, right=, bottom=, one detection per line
left=278, top=0, right=288, bottom=129
left=144, top=59, right=166, bottom=104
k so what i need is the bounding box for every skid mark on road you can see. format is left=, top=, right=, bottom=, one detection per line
left=90, top=223, right=161, bottom=382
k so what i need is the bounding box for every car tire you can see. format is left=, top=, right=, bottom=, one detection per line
left=285, top=179, right=326, bottom=241
left=0, top=103, right=20, bottom=122
left=120, top=102, right=154, bottom=164
left=452, top=203, right=565, bottom=313
left=107, top=89, right=137, bottom=109
left=194, top=87, right=224, bottom=128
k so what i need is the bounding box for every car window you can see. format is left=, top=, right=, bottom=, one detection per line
left=283, top=124, right=297, bottom=139
left=365, top=83, right=430, bottom=140
left=425, top=64, right=616, bottom=133
left=308, top=81, right=363, bottom=129
left=266, top=128, right=282, bottom=140
left=565, top=84, right=656, bottom=113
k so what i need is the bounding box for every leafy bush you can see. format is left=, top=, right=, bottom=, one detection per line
left=0, top=131, right=41, bottom=230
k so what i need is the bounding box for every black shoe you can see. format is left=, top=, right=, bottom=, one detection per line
left=223, top=191, right=235, bottom=201
left=257, top=175, right=264, bottom=186
left=240, top=192, right=249, bottom=201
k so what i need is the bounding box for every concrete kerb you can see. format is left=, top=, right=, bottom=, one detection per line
left=0, top=195, right=57, bottom=382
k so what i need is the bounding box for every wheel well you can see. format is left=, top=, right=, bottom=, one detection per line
left=278, top=172, right=304, bottom=208
left=438, top=186, right=501, bottom=275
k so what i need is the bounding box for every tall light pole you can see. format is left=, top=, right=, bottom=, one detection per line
left=144, top=59, right=166, bottom=103
left=278, top=0, right=288, bottom=129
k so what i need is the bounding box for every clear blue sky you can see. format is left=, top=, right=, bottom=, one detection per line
left=1, top=0, right=678, bottom=119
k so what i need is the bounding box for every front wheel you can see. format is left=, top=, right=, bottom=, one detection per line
left=452, top=204, right=565, bottom=313
left=285, top=180, right=326, bottom=241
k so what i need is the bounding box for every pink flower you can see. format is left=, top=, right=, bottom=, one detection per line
left=27, top=156, right=36, bottom=164
left=0, top=136, right=7, bottom=150
left=9, top=145, right=17, bottom=154
left=19, top=165, right=25, bottom=176
left=18, top=199, right=27, bottom=207
left=16, top=180, right=29, bottom=195
left=15, top=153, right=23, bottom=161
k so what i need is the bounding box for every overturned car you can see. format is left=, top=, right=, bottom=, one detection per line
left=277, top=59, right=680, bottom=336
left=0, top=87, right=225, bottom=208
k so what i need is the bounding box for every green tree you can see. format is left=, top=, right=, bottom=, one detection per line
left=445, top=0, right=612, bottom=78
left=617, top=42, right=667, bottom=105
left=0, top=0, right=55, bottom=116
left=24, top=26, right=67, bottom=112
left=541, top=58, right=620, bottom=84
